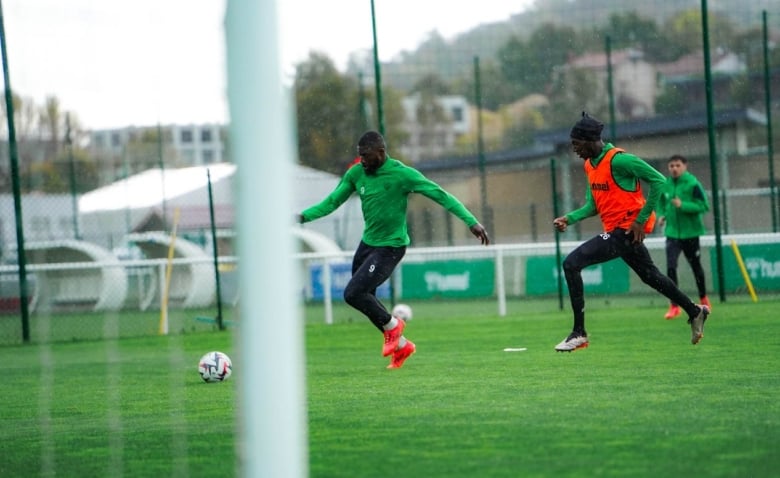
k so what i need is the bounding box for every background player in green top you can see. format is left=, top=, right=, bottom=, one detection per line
left=299, top=131, right=490, bottom=369
left=658, top=154, right=711, bottom=319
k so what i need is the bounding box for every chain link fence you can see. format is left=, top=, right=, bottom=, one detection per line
left=1, top=0, right=779, bottom=344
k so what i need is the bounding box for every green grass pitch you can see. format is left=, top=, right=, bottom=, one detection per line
left=1, top=296, right=778, bottom=477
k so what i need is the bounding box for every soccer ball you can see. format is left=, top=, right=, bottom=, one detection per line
left=392, top=303, right=413, bottom=322
left=198, top=351, right=233, bottom=383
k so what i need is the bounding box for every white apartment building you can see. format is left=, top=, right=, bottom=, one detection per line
left=399, top=94, right=470, bottom=163
left=89, top=123, right=227, bottom=167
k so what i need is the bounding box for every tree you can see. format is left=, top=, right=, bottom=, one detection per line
left=655, top=84, right=687, bottom=116
left=733, top=28, right=780, bottom=73
left=498, top=36, right=534, bottom=97
left=373, top=87, right=409, bottom=162
left=501, top=108, right=545, bottom=149
left=411, top=74, right=451, bottom=97
left=408, top=74, right=451, bottom=152
left=0, top=93, right=38, bottom=139
left=40, top=96, right=62, bottom=162
left=667, top=9, right=737, bottom=58
left=57, top=148, right=101, bottom=194
left=24, top=148, right=99, bottom=194
left=452, top=59, right=523, bottom=112
left=601, top=12, right=677, bottom=62
left=545, top=68, right=608, bottom=129
left=498, top=24, right=581, bottom=96
left=121, top=128, right=172, bottom=176
left=0, top=94, right=91, bottom=193
left=294, top=52, right=407, bottom=172
left=728, top=74, right=759, bottom=109
left=294, top=52, right=363, bottom=174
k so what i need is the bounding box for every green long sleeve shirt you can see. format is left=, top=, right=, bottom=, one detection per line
left=301, top=157, right=479, bottom=247
left=659, top=171, right=709, bottom=239
left=565, top=143, right=666, bottom=228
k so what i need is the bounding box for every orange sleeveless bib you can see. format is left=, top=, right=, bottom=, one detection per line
left=583, top=148, right=656, bottom=233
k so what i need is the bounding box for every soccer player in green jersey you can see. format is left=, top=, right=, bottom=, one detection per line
left=658, top=154, right=711, bottom=319
left=299, top=131, right=490, bottom=369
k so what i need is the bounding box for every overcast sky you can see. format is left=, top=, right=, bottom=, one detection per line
left=3, top=0, right=534, bottom=130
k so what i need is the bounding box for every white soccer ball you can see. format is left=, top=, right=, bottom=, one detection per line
left=198, top=351, right=233, bottom=383
left=392, top=303, right=413, bottom=322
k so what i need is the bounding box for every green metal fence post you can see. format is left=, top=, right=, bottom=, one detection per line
left=474, top=56, right=490, bottom=234
left=701, top=0, right=726, bottom=302
left=370, top=0, right=394, bottom=306
left=357, top=71, right=369, bottom=132
left=551, top=158, right=564, bottom=311
left=157, top=123, right=168, bottom=230
left=66, top=113, right=81, bottom=239
left=0, top=0, right=31, bottom=341
left=207, top=169, right=224, bottom=330
left=762, top=10, right=777, bottom=232
left=605, top=35, right=617, bottom=140
left=370, top=0, right=385, bottom=135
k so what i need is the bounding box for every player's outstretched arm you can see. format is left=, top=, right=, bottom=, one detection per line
left=470, top=223, right=490, bottom=245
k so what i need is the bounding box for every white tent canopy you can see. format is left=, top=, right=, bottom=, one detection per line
left=79, top=163, right=237, bottom=213
left=78, top=163, right=362, bottom=250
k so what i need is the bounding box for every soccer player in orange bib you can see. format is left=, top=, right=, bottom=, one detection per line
left=552, top=112, right=709, bottom=352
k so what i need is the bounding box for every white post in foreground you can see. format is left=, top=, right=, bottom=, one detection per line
left=322, top=258, right=333, bottom=325
left=495, top=248, right=506, bottom=317
left=225, top=1, right=307, bottom=477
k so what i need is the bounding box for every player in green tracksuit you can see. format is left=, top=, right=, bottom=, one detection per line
left=299, top=130, right=490, bottom=369
left=658, top=154, right=711, bottom=319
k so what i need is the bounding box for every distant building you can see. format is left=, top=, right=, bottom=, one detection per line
left=559, top=48, right=657, bottom=120
left=88, top=124, right=228, bottom=183
left=399, top=94, right=470, bottom=163
left=558, top=48, right=749, bottom=122
left=412, top=108, right=770, bottom=245
left=656, top=49, right=749, bottom=108
left=656, top=48, right=747, bottom=81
